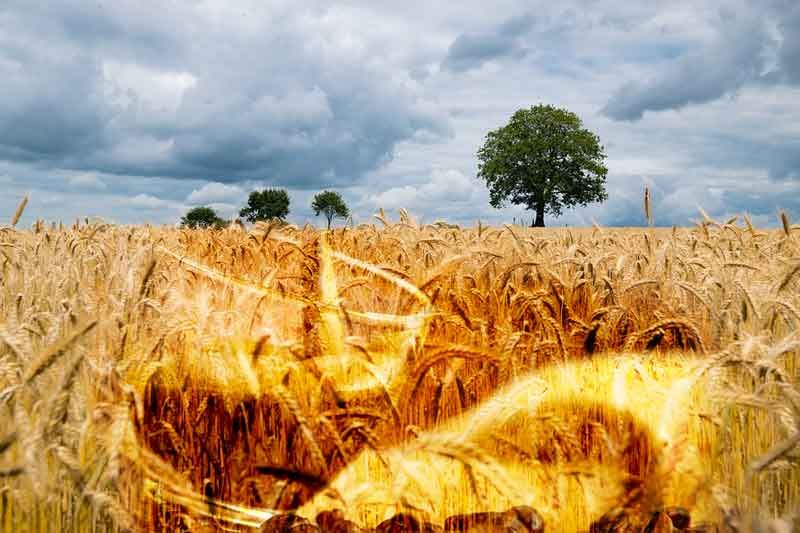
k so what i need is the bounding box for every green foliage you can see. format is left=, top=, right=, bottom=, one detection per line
left=311, top=190, right=350, bottom=229
left=180, top=206, right=228, bottom=229
left=477, top=104, right=608, bottom=227
left=239, top=188, right=290, bottom=223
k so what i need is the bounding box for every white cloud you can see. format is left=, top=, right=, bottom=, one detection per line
left=102, top=60, right=197, bottom=112
left=186, top=182, right=245, bottom=205
left=68, top=173, right=107, bottom=190
left=205, top=202, right=240, bottom=219
left=369, top=185, right=418, bottom=210
left=369, top=168, right=476, bottom=209
left=129, top=193, right=183, bottom=210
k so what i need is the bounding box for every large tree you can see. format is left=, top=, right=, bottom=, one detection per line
left=311, top=190, right=350, bottom=229
left=239, top=188, right=290, bottom=223
left=477, top=104, right=608, bottom=227
left=180, top=206, right=227, bottom=229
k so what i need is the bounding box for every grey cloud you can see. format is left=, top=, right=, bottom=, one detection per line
left=498, top=12, right=535, bottom=37
left=739, top=142, right=800, bottom=182
left=2, top=0, right=186, bottom=68
left=159, top=79, right=451, bottom=187
left=442, top=13, right=534, bottom=73
left=0, top=1, right=451, bottom=188
left=68, top=173, right=107, bottom=190
left=603, top=3, right=800, bottom=121
left=767, top=149, right=800, bottom=181
left=0, top=42, right=111, bottom=162
left=720, top=186, right=800, bottom=218
left=684, top=133, right=800, bottom=182
left=778, top=4, right=800, bottom=83
left=0, top=159, right=206, bottom=202
left=603, top=12, right=769, bottom=120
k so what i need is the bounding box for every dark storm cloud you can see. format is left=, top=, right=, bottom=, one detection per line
left=720, top=186, right=800, bottom=217
left=766, top=146, right=800, bottom=181
left=730, top=140, right=800, bottom=182
left=442, top=13, right=534, bottom=73
left=777, top=3, right=800, bottom=83
left=0, top=1, right=451, bottom=188
left=603, top=2, right=800, bottom=121
left=603, top=10, right=771, bottom=121
left=682, top=133, right=800, bottom=182
left=0, top=43, right=110, bottom=162
left=157, top=80, right=450, bottom=187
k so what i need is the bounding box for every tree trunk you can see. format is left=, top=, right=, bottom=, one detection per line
left=532, top=201, right=545, bottom=227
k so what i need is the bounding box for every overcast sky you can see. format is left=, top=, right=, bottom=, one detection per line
left=1, top=0, right=799, bottom=227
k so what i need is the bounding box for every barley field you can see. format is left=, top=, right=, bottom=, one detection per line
left=0, top=206, right=798, bottom=532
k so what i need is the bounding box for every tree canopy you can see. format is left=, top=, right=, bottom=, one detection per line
left=477, top=104, right=608, bottom=227
left=311, top=190, right=350, bottom=229
left=180, top=206, right=227, bottom=229
left=239, top=188, right=290, bottom=223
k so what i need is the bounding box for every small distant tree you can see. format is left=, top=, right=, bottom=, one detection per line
left=239, top=188, right=290, bottom=223
left=477, top=104, right=608, bottom=227
left=180, top=206, right=227, bottom=229
left=311, top=190, right=350, bottom=229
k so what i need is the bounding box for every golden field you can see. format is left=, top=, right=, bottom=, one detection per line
left=0, top=209, right=798, bottom=532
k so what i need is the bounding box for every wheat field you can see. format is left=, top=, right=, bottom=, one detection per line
left=0, top=206, right=798, bottom=532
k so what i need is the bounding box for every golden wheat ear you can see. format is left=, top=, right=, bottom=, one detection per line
left=779, top=210, right=791, bottom=237
left=11, top=195, right=28, bottom=227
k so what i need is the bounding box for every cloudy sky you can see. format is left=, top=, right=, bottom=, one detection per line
left=1, top=0, right=799, bottom=227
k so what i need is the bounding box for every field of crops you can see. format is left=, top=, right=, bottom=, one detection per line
left=0, top=209, right=798, bottom=532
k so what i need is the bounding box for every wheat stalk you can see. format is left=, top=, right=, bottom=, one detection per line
left=10, top=196, right=28, bottom=227
left=779, top=210, right=791, bottom=237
